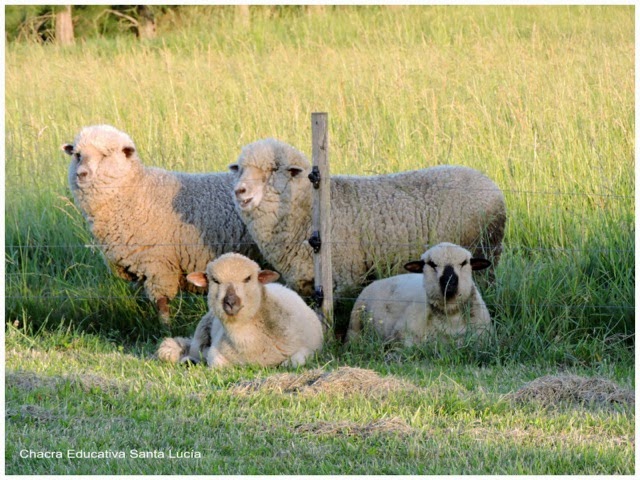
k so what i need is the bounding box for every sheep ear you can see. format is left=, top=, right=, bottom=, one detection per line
left=404, top=260, right=425, bottom=273
left=228, top=163, right=239, bottom=172
left=61, top=144, right=74, bottom=156
left=287, top=166, right=304, bottom=178
left=122, top=146, right=135, bottom=158
left=258, top=270, right=280, bottom=284
left=470, top=258, right=491, bottom=271
left=186, top=271, right=208, bottom=288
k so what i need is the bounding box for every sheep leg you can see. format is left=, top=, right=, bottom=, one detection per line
left=156, top=296, right=171, bottom=324
left=282, top=348, right=313, bottom=367
left=206, top=318, right=233, bottom=367
left=345, top=303, right=366, bottom=341
left=144, top=274, right=180, bottom=324
left=187, top=313, right=214, bottom=362
left=156, top=336, right=191, bottom=363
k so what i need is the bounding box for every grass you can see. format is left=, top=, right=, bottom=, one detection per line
left=5, top=325, right=634, bottom=475
left=4, top=5, right=635, bottom=474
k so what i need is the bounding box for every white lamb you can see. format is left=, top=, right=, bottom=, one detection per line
left=229, top=138, right=506, bottom=296
left=156, top=253, right=323, bottom=367
left=347, top=242, right=493, bottom=346
left=61, top=125, right=260, bottom=322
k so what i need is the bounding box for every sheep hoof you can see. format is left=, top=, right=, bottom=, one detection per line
left=179, top=356, right=199, bottom=367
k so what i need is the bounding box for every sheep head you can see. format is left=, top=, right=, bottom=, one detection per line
left=62, top=125, right=140, bottom=195
left=229, top=138, right=311, bottom=213
left=186, top=253, right=280, bottom=324
left=404, top=242, right=490, bottom=311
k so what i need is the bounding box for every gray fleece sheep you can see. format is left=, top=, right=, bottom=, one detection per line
left=229, top=138, right=506, bottom=296
left=156, top=253, right=323, bottom=367
left=347, top=242, right=493, bottom=346
left=62, top=125, right=260, bottom=322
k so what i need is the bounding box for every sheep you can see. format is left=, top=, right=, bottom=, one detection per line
left=61, top=125, right=261, bottom=323
left=156, top=253, right=323, bottom=367
left=229, top=138, right=506, bottom=296
left=347, top=242, right=493, bottom=346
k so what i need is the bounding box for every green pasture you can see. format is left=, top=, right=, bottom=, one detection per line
left=5, top=6, right=634, bottom=475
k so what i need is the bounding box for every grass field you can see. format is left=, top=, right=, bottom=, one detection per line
left=5, top=5, right=635, bottom=475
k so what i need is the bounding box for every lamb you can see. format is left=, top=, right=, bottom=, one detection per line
left=156, top=253, right=324, bottom=367
left=61, top=125, right=261, bottom=322
left=229, top=138, right=506, bottom=296
left=347, top=242, right=493, bottom=346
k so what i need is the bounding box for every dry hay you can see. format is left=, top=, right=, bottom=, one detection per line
left=231, top=366, right=418, bottom=397
left=508, top=374, right=635, bottom=408
left=5, top=371, right=59, bottom=391
left=295, top=417, right=414, bottom=438
left=6, top=370, right=128, bottom=396
left=6, top=404, right=59, bottom=423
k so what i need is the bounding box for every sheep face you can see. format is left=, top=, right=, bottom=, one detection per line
left=404, top=242, right=490, bottom=310
left=229, top=138, right=310, bottom=213
left=62, top=125, right=139, bottom=194
left=230, top=163, right=270, bottom=211
left=186, top=253, right=280, bottom=324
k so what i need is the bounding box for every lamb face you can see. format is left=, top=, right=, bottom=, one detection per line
left=187, top=253, right=280, bottom=325
left=405, top=242, right=490, bottom=312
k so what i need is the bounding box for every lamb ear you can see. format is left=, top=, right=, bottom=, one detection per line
left=186, top=271, right=208, bottom=288
left=287, top=166, right=304, bottom=178
left=404, top=260, right=425, bottom=273
left=61, top=144, right=74, bottom=156
left=122, top=146, right=135, bottom=158
left=258, top=270, right=280, bottom=284
left=470, top=258, right=492, bottom=271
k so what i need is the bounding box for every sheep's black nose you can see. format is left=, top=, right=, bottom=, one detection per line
left=439, top=265, right=458, bottom=300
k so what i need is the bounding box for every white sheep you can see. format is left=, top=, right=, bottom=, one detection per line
left=156, top=253, right=323, bottom=367
left=229, top=138, right=506, bottom=296
left=61, top=125, right=261, bottom=322
left=347, top=242, right=493, bottom=346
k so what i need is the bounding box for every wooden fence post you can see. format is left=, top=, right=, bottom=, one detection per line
left=55, top=5, right=74, bottom=46
left=309, top=112, right=334, bottom=331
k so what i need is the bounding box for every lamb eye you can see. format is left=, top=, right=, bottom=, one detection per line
left=243, top=275, right=252, bottom=283
left=461, top=260, right=468, bottom=267
left=210, top=277, right=220, bottom=285
left=74, top=153, right=81, bottom=162
left=426, top=261, right=437, bottom=269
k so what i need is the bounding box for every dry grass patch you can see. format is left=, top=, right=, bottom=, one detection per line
left=295, top=417, right=415, bottom=438
left=232, top=366, right=418, bottom=397
left=507, top=374, right=634, bottom=408
left=6, top=404, right=59, bottom=424
left=6, top=370, right=129, bottom=396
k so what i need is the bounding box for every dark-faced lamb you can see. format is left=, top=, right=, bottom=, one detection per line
left=347, top=242, right=493, bottom=346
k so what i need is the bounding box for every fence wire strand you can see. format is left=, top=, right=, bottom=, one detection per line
left=6, top=173, right=633, bottom=317
left=4, top=294, right=633, bottom=312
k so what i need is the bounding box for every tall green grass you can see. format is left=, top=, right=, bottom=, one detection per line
left=5, top=6, right=634, bottom=362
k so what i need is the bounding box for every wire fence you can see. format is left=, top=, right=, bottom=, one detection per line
left=6, top=227, right=634, bottom=310
left=4, top=242, right=635, bottom=253
left=4, top=180, right=635, bottom=199
left=3, top=293, right=633, bottom=312
left=6, top=171, right=633, bottom=318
